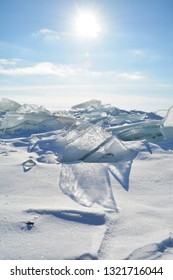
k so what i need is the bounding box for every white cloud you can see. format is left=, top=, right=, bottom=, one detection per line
left=117, top=72, right=145, bottom=80
left=0, top=60, right=146, bottom=84
left=0, top=62, right=76, bottom=76
left=0, top=58, right=22, bottom=66
left=32, top=29, right=60, bottom=41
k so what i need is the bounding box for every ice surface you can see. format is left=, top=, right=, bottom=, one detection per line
left=59, top=162, right=117, bottom=210
left=0, top=98, right=21, bottom=112
left=161, top=106, right=173, bottom=139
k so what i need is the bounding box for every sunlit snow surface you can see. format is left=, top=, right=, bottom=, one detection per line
left=0, top=98, right=173, bottom=260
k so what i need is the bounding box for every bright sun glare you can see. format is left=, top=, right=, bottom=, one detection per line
left=75, top=9, right=101, bottom=38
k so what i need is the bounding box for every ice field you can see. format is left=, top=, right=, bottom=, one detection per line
left=0, top=98, right=173, bottom=259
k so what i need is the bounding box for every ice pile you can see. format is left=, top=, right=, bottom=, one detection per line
left=0, top=98, right=75, bottom=135
left=0, top=98, right=166, bottom=141
left=1, top=97, right=173, bottom=210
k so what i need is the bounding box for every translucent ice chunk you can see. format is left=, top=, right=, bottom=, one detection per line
left=71, top=99, right=102, bottom=110
left=155, top=109, right=168, bottom=118
left=16, top=103, right=50, bottom=114
left=62, top=124, right=112, bottom=162
left=0, top=112, right=50, bottom=131
left=59, top=162, right=117, bottom=210
left=22, top=159, right=36, bottom=172
left=81, top=111, right=107, bottom=124
left=84, top=136, right=132, bottom=163
left=106, top=120, right=162, bottom=141
left=0, top=113, right=25, bottom=131
left=0, top=98, right=21, bottom=112
left=0, top=111, right=68, bottom=134
left=161, top=106, right=173, bottom=139
left=108, top=161, right=133, bottom=191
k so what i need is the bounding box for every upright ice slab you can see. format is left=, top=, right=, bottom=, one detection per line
left=84, top=137, right=132, bottom=163
left=16, top=103, right=50, bottom=114
left=59, top=162, right=117, bottom=210
left=0, top=98, right=21, bottom=112
left=161, top=106, right=173, bottom=139
left=71, top=100, right=101, bottom=110
left=62, top=123, right=112, bottom=162
left=0, top=111, right=52, bottom=133
left=106, top=120, right=162, bottom=141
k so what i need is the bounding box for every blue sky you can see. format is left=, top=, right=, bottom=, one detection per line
left=1, top=0, right=173, bottom=111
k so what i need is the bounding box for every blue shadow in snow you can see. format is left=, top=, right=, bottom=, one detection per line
left=26, top=209, right=106, bottom=226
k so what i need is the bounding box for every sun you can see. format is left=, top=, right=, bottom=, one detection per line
left=74, top=9, right=101, bottom=38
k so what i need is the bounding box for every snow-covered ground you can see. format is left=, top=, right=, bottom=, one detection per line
left=0, top=98, right=173, bottom=260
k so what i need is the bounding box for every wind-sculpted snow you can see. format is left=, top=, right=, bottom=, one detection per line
left=125, top=236, right=173, bottom=260
left=27, top=208, right=106, bottom=226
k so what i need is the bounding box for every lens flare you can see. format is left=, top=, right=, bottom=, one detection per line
left=75, top=9, right=101, bottom=38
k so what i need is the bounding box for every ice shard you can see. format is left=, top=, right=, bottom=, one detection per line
left=59, top=162, right=117, bottom=210
left=0, top=112, right=51, bottom=132
left=84, top=136, right=132, bottom=163
left=108, top=161, right=133, bottom=191
left=0, top=98, right=21, bottom=112
left=106, top=120, right=162, bottom=141
left=71, top=100, right=101, bottom=110
left=0, top=112, right=70, bottom=135
left=62, top=123, right=112, bottom=162
left=16, top=103, right=50, bottom=114
left=22, top=159, right=36, bottom=172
